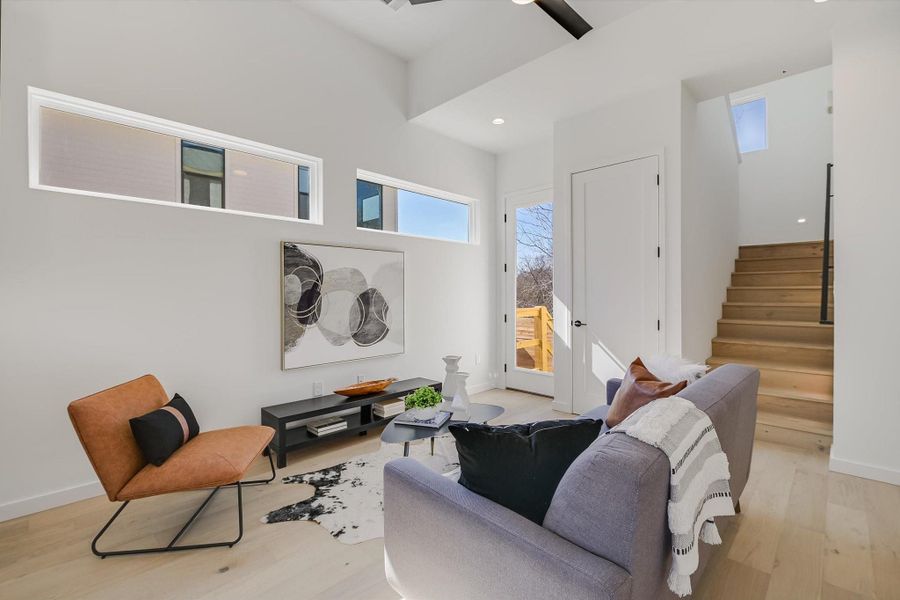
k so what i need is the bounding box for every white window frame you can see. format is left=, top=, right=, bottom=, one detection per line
left=730, top=93, right=768, bottom=154
left=27, top=87, right=324, bottom=224
left=355, top=169, right=479, bottom=245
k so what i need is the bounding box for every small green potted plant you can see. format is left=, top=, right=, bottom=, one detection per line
left=404, top=386, right=443, bottom=420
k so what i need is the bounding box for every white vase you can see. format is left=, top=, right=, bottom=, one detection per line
left=450, top=371, right=471, bottom=416
left=441, top=355, right=462, bottom=401
left=408, top=406, right=438, bottom=421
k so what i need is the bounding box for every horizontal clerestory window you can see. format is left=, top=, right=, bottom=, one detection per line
left=29, top=87, right=322, bottom=223
left=355, top=170, right=476, bottom=244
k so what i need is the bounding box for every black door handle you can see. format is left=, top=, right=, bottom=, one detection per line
left=573, top=320, right=587, bottom=327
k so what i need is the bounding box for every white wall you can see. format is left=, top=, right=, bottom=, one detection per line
left=0, top=0, right=497, bottom=520
left=681, top=89, right=741, bottom=362
left=829, top=6, right=900, bottom=485
left=497, top=140, right=554, bottom=197
left=735, top=66, right=834, bottom=245
left=553, top=83, right=683, bottom=412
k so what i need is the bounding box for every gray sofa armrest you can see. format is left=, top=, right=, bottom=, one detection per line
left=606, top=378, right=622, bottom=405
left=384, top=458, right=632, bottom=600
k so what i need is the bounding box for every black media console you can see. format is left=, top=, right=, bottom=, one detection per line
left=260, top=377, right=441, bottom=468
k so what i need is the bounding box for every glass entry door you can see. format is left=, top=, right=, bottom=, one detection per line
left=505, top=189, right=554, bottom=397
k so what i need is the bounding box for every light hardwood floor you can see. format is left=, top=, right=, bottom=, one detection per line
left=1, top=389, right=898, bottom=600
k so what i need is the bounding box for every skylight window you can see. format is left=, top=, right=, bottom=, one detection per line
left=732, top=97, right=767, bottom=154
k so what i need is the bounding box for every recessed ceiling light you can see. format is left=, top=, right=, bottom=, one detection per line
left=797, top=218, right=807, bottom=223
left=492, top=117, right=505, bottom=125
left=512, top=0, right=535, bottom=4
left=814, top=0, right=828, bottom=3
left=233, top=169, right=248, bottom=177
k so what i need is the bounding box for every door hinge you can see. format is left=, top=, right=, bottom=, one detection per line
left=657, top=246, right=660, bottom=258
left=656, top=174, right=660, bottom=186
left=504, top=313, right=508, bottom=323
left=657, top=320, right=661, bottom=331
left=503, top=363, right=508, bottom=373
left=504, top=213, right=507, bottom=223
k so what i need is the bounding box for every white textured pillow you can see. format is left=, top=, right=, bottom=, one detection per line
left=640, top=354, right=708, bottom=385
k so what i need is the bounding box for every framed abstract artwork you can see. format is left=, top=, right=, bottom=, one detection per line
left=281, top=242, right=405, bottom=370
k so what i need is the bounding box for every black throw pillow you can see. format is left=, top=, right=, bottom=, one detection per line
left=449, top=419, right=603, bottom=524
left=129, top=394, right=200, bottom=466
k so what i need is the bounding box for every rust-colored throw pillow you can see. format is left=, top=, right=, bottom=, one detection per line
left=606, top=358, right=688, bottom=428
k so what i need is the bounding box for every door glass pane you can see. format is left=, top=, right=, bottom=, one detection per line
left=515, top=202, right=553, bottom=372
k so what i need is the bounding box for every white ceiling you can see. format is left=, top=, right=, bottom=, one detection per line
left=412, top=0, right=845, bottom=153
left=295, top=0, right=648, bottom=62
left=294, top=0, right=488, bottom=61
left=295, top=1, right=881, bottom=155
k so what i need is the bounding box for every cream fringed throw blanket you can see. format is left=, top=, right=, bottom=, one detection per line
left=610, top=397, right=734, bottom=597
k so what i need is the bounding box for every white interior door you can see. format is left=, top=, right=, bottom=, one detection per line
left=505, top=189, right=554, bottom=397
left=572, top=156, right=661, bottom=414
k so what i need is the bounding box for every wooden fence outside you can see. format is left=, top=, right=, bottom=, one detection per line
left=515, top=306, right=553, bottom=372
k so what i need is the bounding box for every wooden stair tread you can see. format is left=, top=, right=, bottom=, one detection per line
left=718, top=318, right=833, bottom=329
left=729, top=285, right=832, bottom=290
left=724, top=301, right=832, bottom=307
left=707, top=356, right=833, bottom=375
left=740, top=240, right=831, bottom=249
left=712, top=337, right=833, bottom=350
left=733, top=269, right=830, bottom=275
left=757, top=411, right=833, bottom=436
left=758, top=386, right=833, bottom=404
left=737, top=256, right=829, bottom=262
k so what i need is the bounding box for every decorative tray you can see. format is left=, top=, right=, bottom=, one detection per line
left=333, top=378, right=397, bottom=397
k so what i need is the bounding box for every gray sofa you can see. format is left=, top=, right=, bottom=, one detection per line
left=383, top=364, right=759, bottom=600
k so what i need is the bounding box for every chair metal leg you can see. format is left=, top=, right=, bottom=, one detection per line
left=90, top=456, right=268, bottom=558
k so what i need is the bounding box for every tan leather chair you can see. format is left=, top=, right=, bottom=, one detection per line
left=68, top=374, right=275, bottom=558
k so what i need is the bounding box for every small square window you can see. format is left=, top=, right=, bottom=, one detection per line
left=732, top=97, right=767, bottom=154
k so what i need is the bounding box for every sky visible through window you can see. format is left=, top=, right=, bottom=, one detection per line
left=516, top=202, right=552, bottom=267
left=732, top=97, right=767, bottom=153
left=398, top=189, right=469, bottom=242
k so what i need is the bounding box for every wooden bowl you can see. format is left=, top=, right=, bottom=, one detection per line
left=333, top=378, right=397, bottom=397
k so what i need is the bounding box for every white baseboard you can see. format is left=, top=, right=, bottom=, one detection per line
left=468, top=380, right=496, bottom=395
left=551, top=400, right=575, bottom=414
left=829, top=452, right=900, bottom=486
left=0, top=480, right=104, bottom=522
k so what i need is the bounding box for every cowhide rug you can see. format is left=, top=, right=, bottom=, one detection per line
left=261, top=436, right=459, bottom=544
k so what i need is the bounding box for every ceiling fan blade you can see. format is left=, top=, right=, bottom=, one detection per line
left=534, top=0, right=592, bottom=40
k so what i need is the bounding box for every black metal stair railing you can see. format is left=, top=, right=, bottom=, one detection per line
left=820, top=163, right=834, bottom=325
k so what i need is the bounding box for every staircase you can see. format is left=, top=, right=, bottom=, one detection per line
left=708, top=240, right=833, bottom=451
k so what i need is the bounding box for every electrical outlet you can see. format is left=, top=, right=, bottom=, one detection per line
left=357, top=374, right=366, bottom=383
left=313, top=381, right=324, bottom=397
